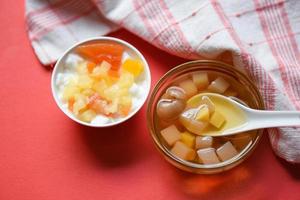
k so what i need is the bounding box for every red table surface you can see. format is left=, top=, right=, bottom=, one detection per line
left=1, top=1, right=300, bottom=200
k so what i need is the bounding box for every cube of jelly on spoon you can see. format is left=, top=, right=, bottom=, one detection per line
left=216, top=141, right=238, bottom=161
left=195, top=136, right=213, bottom=149
left=160, top=125, right=181, bottom=146
left=171, top=141, right=196, bottom=161
left=200, top=96, right=215, bottom=114
left=197, top=148, right=220, bottom=164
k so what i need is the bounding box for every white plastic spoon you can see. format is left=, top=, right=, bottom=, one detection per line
left=198, top=93, right=300, bottom=136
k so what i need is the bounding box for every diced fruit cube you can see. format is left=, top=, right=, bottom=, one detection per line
left=92, top=80, right=108, bottom=97
left=104, top=84, right=128, bottom=101
left=197, top=148, right=220, bottom=164
left=76, top=62, right=88, bottom=74
left=81, top=89, right=94, bottom=96
left=160, top=125, right=181, bottom=146
left=216, top=141, right=238, bottom=161
left=201, top=96, right=215, bottom=114
left=62, top=85, right=80, bottom=100
left=77, top=75, right=93, bottom=89
left=73, top=94, right=88, bottom=115
left=209, top=111, right=226, bottom=128
left=171, top=141, right=196, bottom=161
left=118, top=95, right=132, bottom=116
left=117, top=71, right=134, bottom=89
left=91, top=61, right=111, bottom=79
left=180, top=131, right=195, bottom=148
left=76, top=43, right=124, bottom=71
left=180, top=108, right=208, bottom=135
left=78, top=109, right=96, bottom=122
left=207, top=77, right=230, bottom=93
left=106, top=98, right=119, bottom=114
left=122, top=58, right=144, bottom=77
left=195, top=136, right=213, bottom=149
left=192, top=72, right=209, bottom=90
left=196, top=105, right=210, bottom=121
left=178, top=79, right=198, bottom=98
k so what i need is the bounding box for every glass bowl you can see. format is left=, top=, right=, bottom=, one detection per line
left=147, top=60, right=264, bottom=174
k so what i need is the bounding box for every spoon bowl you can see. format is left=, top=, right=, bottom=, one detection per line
left=193, top=93, right=300, bottom=136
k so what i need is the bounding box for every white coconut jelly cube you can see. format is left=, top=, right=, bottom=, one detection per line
left=216, top=141, right=238, bottom=161
left=208, top=77, right=230, bottom=94
left=195, top=136, right=213, bottom=149
left=197, top=148, right=220, bottom=164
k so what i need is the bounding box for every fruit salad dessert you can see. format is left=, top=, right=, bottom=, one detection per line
left=156, top=72, right=256, bottom=164
left=55, top=42, right=148, bottom=125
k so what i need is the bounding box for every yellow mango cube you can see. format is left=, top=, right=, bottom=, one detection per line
left=209, top=111, right=226, bottom=128
left=122, top=58, right=144, bottom=77
left=160, top=125, right=181, bottom=146
left=78, top=109, right=96, bottom=122
left=180, top=131, right=195, bottom=148
left=171, top=141, right=196, bottom=161
left=196, top=105, right=210, bottom=122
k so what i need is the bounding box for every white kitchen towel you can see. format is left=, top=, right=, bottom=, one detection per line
left=25, top=0, right=300, bottom=163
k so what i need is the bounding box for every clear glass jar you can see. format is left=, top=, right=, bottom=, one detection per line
left=147, top=60, right=264, bottom=174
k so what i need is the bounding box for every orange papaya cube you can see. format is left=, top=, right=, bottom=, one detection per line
left=76, top=43, right=124, bottom=58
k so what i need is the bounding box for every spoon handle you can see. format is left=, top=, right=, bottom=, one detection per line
left=247, top=110, right=300, bottom=129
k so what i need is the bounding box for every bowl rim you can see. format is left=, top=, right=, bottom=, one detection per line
left=146, top=60, right=264, bottom=173
left=51, top=36, right=151, bottom=127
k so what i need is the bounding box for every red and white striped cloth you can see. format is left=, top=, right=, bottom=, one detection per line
left=26, top=0, right=300, bottom=163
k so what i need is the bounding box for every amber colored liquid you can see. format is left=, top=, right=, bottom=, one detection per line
left=154, top=70, right=257, bottom=159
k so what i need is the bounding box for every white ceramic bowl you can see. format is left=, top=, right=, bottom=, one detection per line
left=51, top=37, right=151, bottom=127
